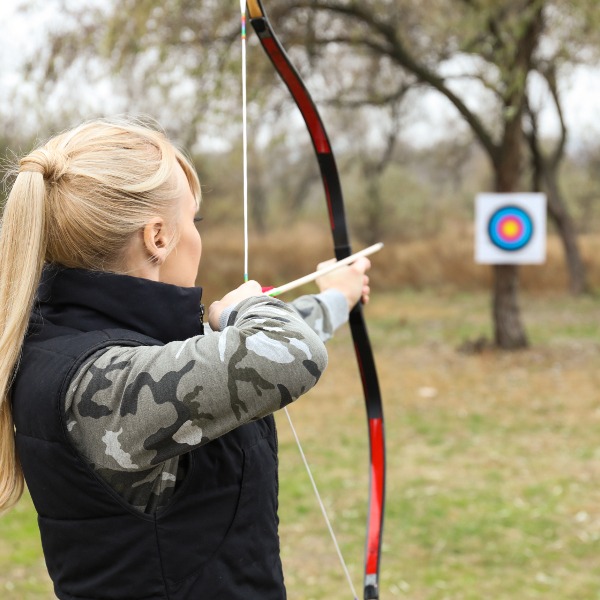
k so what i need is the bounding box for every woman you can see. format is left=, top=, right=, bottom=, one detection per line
left=0, top=118, right=370, bottom=599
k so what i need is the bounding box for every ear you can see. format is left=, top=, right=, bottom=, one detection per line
left=142, top=217, right=171, bottom=264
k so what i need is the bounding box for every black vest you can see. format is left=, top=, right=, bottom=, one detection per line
left=11, top=267, right=285, bottom=600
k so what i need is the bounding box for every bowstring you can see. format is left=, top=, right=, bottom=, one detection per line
left=283, top=409, right=359, bottom=600
left=240, top=0, right=249, bottom=282
left=240, top=6, right=357, bottom=598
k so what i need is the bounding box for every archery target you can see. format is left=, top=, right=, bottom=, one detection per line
left=475, top=193, right=546, bottom=264
left=488, top=206, right=533, bottom=251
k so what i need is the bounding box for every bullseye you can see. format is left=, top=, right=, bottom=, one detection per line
left=488, top=206, right=533, bottom=251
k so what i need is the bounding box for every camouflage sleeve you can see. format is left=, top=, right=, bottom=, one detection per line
left=289, top=289, right=349, bottom=342
left=64, top=296, right=328, bottom=474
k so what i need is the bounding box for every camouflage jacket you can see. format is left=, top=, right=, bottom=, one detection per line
left=64, top=290, right=347, bottom=513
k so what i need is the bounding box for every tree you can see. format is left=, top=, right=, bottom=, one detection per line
left=278, top=0, right=600, bottom=347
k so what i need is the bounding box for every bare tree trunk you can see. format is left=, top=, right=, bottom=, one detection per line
left=492, top=120, right=529, bottom=349
left=544, top=170, right=587, bottom=294
left=493, top=265, right=528, bottom=348
left=525, top=68, right=588, bottom=295
left=493, top=110, right=528, bottom=349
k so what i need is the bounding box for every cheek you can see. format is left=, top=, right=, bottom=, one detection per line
left=191, top=229, right=202, bottom=265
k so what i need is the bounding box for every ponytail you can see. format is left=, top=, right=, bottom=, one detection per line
left=0, top=170, right=47, bottom=513
left=0, top=117, right=201, bottom=514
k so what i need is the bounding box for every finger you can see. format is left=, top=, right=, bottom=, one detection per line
left=351, top=256, right=371, bottom=274
left=242, top=280, right=263, bottom=293
left=317, top=258, right=337, bottom=271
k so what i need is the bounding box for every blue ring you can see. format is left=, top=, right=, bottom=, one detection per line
left=487, top=206, right=533, bottom=251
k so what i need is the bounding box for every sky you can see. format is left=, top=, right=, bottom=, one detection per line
left=1, top=2, right=600, bottom=152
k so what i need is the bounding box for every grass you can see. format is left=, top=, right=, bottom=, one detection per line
left=278, top=289, right=600, bottom=599
left=0, top=497, right=49, bottom=598
left=1, top=289, right=600, bottom=598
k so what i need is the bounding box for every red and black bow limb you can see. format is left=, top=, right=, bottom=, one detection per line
left=247, top=2, right=386, bottom=598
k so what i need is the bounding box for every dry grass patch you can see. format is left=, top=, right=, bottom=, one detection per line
left=199, top=225, right=600, bottom=300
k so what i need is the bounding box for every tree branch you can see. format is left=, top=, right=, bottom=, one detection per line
left=292, top=1, right=499, bottom=161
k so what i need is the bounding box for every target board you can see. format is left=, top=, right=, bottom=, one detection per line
left=475, top=193, right=546, bottom=264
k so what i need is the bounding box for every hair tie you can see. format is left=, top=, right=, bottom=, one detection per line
left=18, top=157, right=46, bottom=175
left=18, top=150, right=69, bottom=182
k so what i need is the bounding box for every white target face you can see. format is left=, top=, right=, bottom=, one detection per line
left=475, top=193, right=546, bottom=264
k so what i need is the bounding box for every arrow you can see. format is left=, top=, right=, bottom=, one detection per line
left=267, top=242, right=383, bottom=297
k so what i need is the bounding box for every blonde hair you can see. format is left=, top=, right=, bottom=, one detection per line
left=0, top=118, right=201, bottom=513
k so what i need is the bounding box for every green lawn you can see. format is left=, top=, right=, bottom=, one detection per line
left=1, top=290, right=599, bottom=599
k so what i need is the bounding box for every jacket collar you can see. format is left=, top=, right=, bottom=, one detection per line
left=35, top=265, right=204, bottom=343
